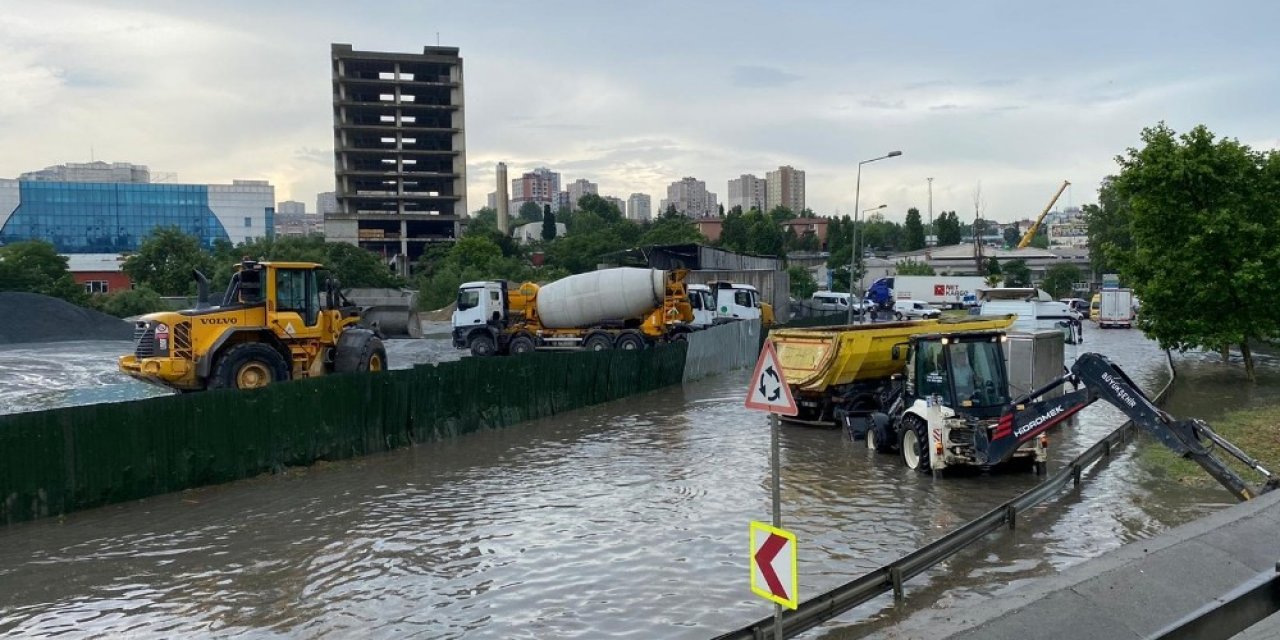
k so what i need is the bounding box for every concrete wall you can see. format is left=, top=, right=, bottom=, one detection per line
left=687, top=269, right=791, bottom=322
left=684, top=319, right=761, bottom=382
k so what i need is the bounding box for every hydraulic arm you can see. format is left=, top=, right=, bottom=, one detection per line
left=977, top=353, right=1278, bottom=501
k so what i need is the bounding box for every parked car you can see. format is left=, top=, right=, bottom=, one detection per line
left=1060, top=297, right=1089, bottom=320
left=893, top=299, right=942, bottom=320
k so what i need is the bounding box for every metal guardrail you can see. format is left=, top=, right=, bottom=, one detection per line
left=1148, top=562, right=1280, bottom=640
left=713, top=352, right=1177, bottom=640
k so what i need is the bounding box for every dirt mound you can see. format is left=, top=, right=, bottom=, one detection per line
left=0, top=292, right=134, bottom=345
left=421, top=302, right=457, bottom=322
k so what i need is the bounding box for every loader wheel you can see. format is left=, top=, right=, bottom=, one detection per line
left=508, top=335, right=536, bottom=355
left=616, top=333, right=646, bottom=351
left=584, top=333, right=614, bottom=351
left=212, top=343, right=289, bottom=390
left=469, top=333, right=497, bottom=357
left=899, top=415, right=932, bottom=473
left=357, top=337, right=387, bottom=372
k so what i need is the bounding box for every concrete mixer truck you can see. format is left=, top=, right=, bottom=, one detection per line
left=451, top=268, right=696, bottom=356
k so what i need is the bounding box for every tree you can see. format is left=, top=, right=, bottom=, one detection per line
left=719, top=209, right=750, bottom=252
left=935, top=211, right=963, bottom=245
left=1029, top=229, right=1050, bottom=249
left=787, top=265, right=817, bottom=300
left=1002, top=225, right=1021, bottom=247
left=895, top=259, right=935, bottom=275
left=1111, top=123, right=1280, bottom=378
left=0, top=240, right=88, bottom=304
left=541, top=206, right=558, bottom=241
left=518, top=201, right=543, bottom=223
left=1084, top=177, right=1133, bottom=277
left=639, top=215, right=704, bottom=246
left=322, top=242, right=402, bottom=288
left=1040, top=264, right=1081, bottom=298
left=903, top=207, right=926, bottom=250
left=1003, top=259, right=1031, bottom=287
left=95, top=286, right=165, bottom=318
left=472, top=207, right=498, bottom=227
left=123, top=227, right=217, bottom=296
left=768, top=206, right=795, bottom=223
left=985, top=257, right=1002, bottom=276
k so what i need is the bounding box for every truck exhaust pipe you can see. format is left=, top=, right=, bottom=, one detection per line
left=193, top=269, right=211, bottom=310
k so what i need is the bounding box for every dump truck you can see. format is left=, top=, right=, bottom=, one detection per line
left=772, top=315, right=1018, bottom=425
left=119, top=260, right=386, bottom=392
left=451, top=267, right=695, bottom=356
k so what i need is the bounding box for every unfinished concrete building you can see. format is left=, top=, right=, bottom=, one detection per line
left=328, top=44, right=467, bottom=275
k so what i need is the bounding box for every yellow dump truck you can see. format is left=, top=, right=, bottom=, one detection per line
left=772, top=315, right=1016, bottom=425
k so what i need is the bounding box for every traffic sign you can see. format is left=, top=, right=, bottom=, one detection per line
left=745, top=341, right=798, bottom=416
left=750, top=521, right=798, bottom=610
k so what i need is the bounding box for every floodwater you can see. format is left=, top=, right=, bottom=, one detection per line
left=0, top=326, right=1268, bottom=639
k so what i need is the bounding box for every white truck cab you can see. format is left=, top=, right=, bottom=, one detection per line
left=453, top=281, right=506, bottom=329
left=708, top=281, right=762, bottom=323
left=686, top=284, right=717, bottom=328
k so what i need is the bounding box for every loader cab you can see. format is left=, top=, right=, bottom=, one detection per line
left=453, top=281, right=507, bottom=329
left=906, top=332, right=1011, bottom=419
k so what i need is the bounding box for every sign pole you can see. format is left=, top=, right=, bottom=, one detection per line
left=770, top=412, right=783, bottom=639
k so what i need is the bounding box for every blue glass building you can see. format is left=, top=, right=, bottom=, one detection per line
left=0, top=180, right=274, bottom=253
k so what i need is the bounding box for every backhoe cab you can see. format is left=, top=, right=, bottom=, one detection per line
left=119, top=260, right=387, bottom=392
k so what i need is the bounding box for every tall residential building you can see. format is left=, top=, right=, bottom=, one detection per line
left=603, top=195, right=626, bottom=215
left=727, top=174, right=767, bottom=212
left=627, top=193, right=652, bottom=221
left=659, top=177, right=718, bottom=218
left=566, top=178, right=598, bottom=211
left=316, top=191, right=339, bottom=215
left=20, top=161, right=150, bottom=184
left=0, top=175, right=274, bottom=252
left=510, top=167, right=560, bottom=216
left=278, top=200, right=306, bottom=215
left=328, top=43, right=467, bottom=275
left=766, top=165, right=805, bottom=213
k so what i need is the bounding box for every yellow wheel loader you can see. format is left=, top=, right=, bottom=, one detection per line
left=119, top=260, right=388, bottom=392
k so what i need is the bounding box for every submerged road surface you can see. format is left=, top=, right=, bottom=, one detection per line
left=0, top=328, right=1253, bottom=638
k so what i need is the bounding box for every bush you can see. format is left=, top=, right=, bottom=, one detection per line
left=94, top=287, right=166, bottom=318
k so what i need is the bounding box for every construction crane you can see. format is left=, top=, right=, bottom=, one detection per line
left=1017, top=180, right=1070, bottom=249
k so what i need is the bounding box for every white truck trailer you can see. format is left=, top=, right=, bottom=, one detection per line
left=892, top=276, right=987, bottom=309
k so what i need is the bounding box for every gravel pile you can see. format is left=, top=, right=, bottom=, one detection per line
left=0, top=292, right=135, bottom=345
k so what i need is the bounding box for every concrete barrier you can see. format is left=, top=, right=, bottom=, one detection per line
left=684, top=320, right=761, bottom=383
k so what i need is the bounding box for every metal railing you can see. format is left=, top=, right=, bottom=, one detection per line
left=713, top=352, right=1177, bottom=640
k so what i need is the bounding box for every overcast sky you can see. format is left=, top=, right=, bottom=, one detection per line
left=2, top=0, right=1277, bottom=223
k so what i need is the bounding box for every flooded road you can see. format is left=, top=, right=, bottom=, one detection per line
left=0, top=327, right=1263, bottom=638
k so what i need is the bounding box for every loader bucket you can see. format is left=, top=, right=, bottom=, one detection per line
left=343, top=288, right=423, bottom=339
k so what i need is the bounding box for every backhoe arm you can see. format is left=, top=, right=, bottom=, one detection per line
left=1071, top=353, right=1277, bottom=501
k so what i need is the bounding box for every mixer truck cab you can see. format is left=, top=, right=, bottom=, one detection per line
left=452, top=268, right=696, bottom=357
left=686, top=284, right=718, bottom=328
left=707, top=281, right=775, bottom=325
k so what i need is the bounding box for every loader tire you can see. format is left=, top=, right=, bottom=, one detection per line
left=898, top=415, right=932, bottom=473
left=335, top=329, right=386, bottom=372
left=211, top=343, right=289, bottom=390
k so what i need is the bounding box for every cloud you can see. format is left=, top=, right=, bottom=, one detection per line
left=859, top=97, right=907, bottom=110
left=730, top=65, right=802, bottom=88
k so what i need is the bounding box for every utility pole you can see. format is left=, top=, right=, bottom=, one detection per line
left=926, top=177, right=934, bottom=246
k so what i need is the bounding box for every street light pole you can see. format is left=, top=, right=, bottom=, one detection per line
left=848, top=151, right=903, bottom=323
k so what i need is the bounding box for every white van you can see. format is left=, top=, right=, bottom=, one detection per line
left=810, top=291, right=851, bottom=313
left=979, top=288, right=1081, bottom=343
left=892, top=299, right=941, bottom=320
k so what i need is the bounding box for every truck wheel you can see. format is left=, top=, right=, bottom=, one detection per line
left=509, top=335, right=536, bottom=355
left=894, top=312, right=904, bottom=321
left=211, top=343, right=289, bottom=390
left=616, top=333, right=646, bottom=351
left=584, top=333, right=614, bottom=351
left=899, top=416, right=932, bottom=473
left=470, top=333, right=497, bottom=357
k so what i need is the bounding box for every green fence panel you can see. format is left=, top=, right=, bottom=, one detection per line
left=1, top=341, right=691, bottom=526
